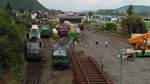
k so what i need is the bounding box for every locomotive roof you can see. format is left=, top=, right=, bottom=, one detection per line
left=31, top=25, right=39, bottom=29
left=42, top=25, right=49, bottom=30
left=53, top=44, right=68, bottom=50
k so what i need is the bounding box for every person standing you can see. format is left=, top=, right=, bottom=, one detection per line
left=105, top=40, right=108, bottom=48
left=96, top=41, right=99, bottom=48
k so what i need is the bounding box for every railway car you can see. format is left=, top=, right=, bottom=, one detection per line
left=57, top=24, right=69, bottom=38
left=41, top=25, right=52, bottom=38
left=24, top=40, right=42, bottom=61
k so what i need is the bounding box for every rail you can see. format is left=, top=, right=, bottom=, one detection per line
left=23, top=62, right=44, bottom=84
left=72, top=56, right=114, bottom=84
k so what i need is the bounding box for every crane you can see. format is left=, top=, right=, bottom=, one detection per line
left=121, top=32, right=150, bottom=59
left=128, top=32, right=150, bottom=50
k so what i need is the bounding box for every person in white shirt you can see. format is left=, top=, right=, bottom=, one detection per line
left=105, top=40, right=108, bottom=48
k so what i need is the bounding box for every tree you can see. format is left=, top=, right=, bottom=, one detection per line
left=105, top=23, right=117, bottom=31
left=127, top=5, right=134, bottom=16
left=6, top=2, right=12, bottom=12
left=79, top=13, right=86, bottom=16
left=15, top=13, right=32, bottom=28
left=121, top=15, right=147, bottom=35
left=88, top=11, right=93, bottom=19
left=121, top=5, right=147, bottom=36
left=0, top=12, right=25, bottom=82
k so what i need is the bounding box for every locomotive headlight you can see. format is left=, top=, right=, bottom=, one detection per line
left=66, top=45, right=69, bottom=48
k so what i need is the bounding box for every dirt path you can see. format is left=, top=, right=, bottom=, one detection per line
left=77, top=30, right=150, bottom=84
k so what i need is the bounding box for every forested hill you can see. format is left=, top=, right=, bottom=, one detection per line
left=0, top=0, right=47, bottom=10
left=117, top=5, right=150, bottom=13
left=96, top=5, right=150, bottom=15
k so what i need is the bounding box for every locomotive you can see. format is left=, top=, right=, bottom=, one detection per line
left=41, top=25, right=52, bottom=38
left=29, top=25, right=41, bottom=40
left=25, top=24, right=42, bottom=61
left=24, top=39, right=42, bottom=61
left=51, top=39, right=74, bottom=69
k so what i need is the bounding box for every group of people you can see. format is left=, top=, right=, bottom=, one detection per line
left=83, top=40, right=108, bottom=48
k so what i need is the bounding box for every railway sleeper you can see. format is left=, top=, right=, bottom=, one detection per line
left=79, top=78, right=107, bottom=82
left=80, top=81, right=111, bottom=84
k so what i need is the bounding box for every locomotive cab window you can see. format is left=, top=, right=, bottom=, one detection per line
left=53, top=48, right=67, bottom=56
left=31, top=29, right=39, bottom=36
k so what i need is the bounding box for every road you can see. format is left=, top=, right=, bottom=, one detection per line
left=77, top=30, right=150, bottom=84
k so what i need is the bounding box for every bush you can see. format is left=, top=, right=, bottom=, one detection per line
left=121, top=15, right=147, bottom=35
left=94, top=23, right=117, bottom=32
left=105, top=23, right=117, bottom=31
left=95, top=24, right=105, bottom=31
left=146, top=22, right=150, bottom=29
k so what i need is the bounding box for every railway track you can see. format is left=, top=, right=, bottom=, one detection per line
left=23, top=62, right=45, bottom=84
left=72, top=56, right=114, bottom=84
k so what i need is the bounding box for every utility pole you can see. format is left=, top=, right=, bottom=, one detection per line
left=120, top=53, right=123, bottom=84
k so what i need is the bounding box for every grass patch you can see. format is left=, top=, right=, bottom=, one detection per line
left=112, top=31, right=129, bottom=37
left=146, top=22, right=150, bottom=29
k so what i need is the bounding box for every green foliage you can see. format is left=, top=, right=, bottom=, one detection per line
left=15, top=13, right=32, bottom=28
left=105, top=23, right=117, bottom=31
left=0, top=12, right=13, bottom=23
left=0, top=37, right=10, bottom=71
left=94, top=23, right=117, bottom=31
left=6, top=2, right=12, bottom=12
left=121, top=15, right=147, bottom=35
left=95, top=5, right=150, bottom=16
left=127, top=5, right=134, bottom=16
left=49, top=21, right=58, bottom=28
left=95, top=9, right=122, bottom=16
left=0, top=12, right=25, bottom=81
left=94, top=24, right=105, bottom=31
left=88, top=11, right=93, bottom=19
left=83, top=20, right=95, bottom=25
left=146, top=22, right=150, bottom=29
left=0, top=0, right=46, bottom=11
left=118, top=5, right=150, bottom=15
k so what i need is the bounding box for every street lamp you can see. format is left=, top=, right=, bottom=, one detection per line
left=120, top=53, right=123, bottom=84
left=119, top=49, right=124, bottom=84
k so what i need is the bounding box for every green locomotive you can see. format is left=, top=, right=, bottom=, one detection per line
left=51, top=39, right=74, bottom=69
left=41, top=25, right=52, bottom=38
left=52, top=45, right=71, bottom=68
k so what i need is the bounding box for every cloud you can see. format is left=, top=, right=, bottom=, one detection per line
left=75, top=0, right=100, bottom=5
left=120, top=0, right=150, bottom=7
left=38, top=0, right=150, bottom=11
left=96, top=0, right=123, bottom=8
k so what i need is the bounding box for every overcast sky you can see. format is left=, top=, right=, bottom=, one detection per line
left=38, top=0, right=150, bottom=11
